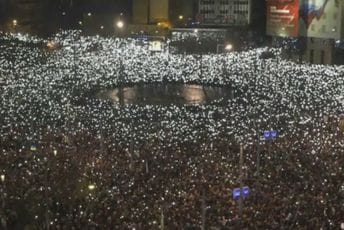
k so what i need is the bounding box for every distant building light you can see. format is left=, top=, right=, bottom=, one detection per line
left=12, top=19, right=18, bottom=26
left=179, top=15, right=184, bottom=20
left=62, top=12, right=66, bottom=16
left=87, top=12, right=92, bottom=17
left=194, top=29, right=199, bottom=33
left=78, top=21, right=83, bottom=25
left=100, top=25, right=104, bottom=29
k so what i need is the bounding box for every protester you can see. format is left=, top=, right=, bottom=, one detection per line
left=0, top=30, right=343, bottom=229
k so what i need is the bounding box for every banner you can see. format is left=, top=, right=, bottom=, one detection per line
left=267, top=0, right=300, bottom=37
left=299, top=0, right=342, bottom=39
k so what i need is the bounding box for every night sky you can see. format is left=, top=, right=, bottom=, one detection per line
left=80, top=0, right=133, bottom=15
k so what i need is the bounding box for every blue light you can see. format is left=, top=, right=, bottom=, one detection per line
left=243, top=186, right=250, bottom=198
left=270, top=130, right=278, bottom=139
left=264, top=131, right=271, bottom=140
left=233, top=187, right=251, bottom=200
left=233, top=188, right=241, bottom=200
left=263, top=130, right=278, bottom=140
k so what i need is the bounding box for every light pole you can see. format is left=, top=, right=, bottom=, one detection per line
left=116, top=20, right=124, bottom=37
left=1, top=174, right=6, bottom=230
left=12, top=19, right=17, bottom=33
left=238, top=144, right=244, bottom=219
left=201, top=187, right=206, bottom=230
left=221, top=43, right=233, bottom=80
left=118, top=59, right=125, bottom=107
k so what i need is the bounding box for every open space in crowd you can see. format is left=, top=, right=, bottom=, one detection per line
left=0, top=30, right=344, bottom=229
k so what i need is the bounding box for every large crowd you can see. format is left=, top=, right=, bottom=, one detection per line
left=0, top=30, right=344, bottom=229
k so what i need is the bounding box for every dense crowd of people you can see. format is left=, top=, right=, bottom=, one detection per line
left=0, top=30, right=344, bottom=229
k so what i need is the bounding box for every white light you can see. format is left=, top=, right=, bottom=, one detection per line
left=116, top=21, right=124, bottom=29
left=225, top=44, right=233, bottom=51
left=12, top=20, right=18, bottom=26
left=194, top=29, right=198, bottom=33
left=0, top=174, right=5, bottom=182
left=47, top=41, right=56, bottom=49
left=53, top=150, right=57, bottom=156
left=88, top=184, right=96, bottom=190
left=78, top=21, right=83, bottom=25
left=100, top=25, right=104, bottom=30
left=87, top=13, right=92, bottom=17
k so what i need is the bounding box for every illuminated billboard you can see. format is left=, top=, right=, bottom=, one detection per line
left=267, top=0, right=343, bottom=39
left=149, top=40, right=163, bottom=52
left=267, top=0, right=300, bottom=37
left=299, top=0, right=343, bottom=39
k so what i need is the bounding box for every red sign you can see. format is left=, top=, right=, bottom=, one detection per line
left=267, top=0, right=300, bottom=37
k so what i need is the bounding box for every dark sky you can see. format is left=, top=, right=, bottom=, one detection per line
left=80, top=0, right=132, bottom=15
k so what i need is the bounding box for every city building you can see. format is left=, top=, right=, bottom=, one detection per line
left=1, top=0, right=53, bottom=35
left=131, top=0, right=198, bottom=27
left=132, top=0, right=170, bottom=25
left=197, top=0, right=252, bottom=26
left=266, top=0, right=344, bottom=64
left=0, top=0, right=80, bottom=35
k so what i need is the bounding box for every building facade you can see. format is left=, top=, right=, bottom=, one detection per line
left=198, top=0, right=252, bottom=26
left=0, top=0, right=76, bottom=35
left=266, top=0, right=344, bottom=64
left=132, top=0, right=170, bottom=24
left=3, top=0, right=52, bottom=34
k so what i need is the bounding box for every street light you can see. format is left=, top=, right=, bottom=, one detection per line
left=225, top=44, right=233, bottom=51
left=116, top=20, right=124, bottom=29
left=178, top=15, right=184, bottom=20
left=12, top=19, right=18, bottom=33
left=0, top=174, right=4, bottom=182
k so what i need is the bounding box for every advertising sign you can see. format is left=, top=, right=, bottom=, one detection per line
left=299, top=0, right=342, bottom=39
left=267, top=0, right=300, bottom=37
left=149, top=40, right=163, bottom=52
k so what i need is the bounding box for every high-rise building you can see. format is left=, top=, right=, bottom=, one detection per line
left=198, top=0, right=252, bottom=26
left=132, top=0, right=150, bottom=24
left=132, top=0, right=170, bottom=24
